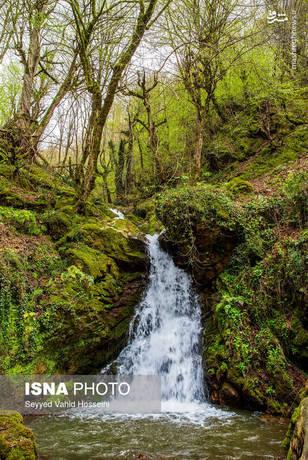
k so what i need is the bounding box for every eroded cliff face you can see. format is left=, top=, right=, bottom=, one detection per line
left=159, top=223, right=237, bottom=286
left=156, top=176, right=307, bottom=416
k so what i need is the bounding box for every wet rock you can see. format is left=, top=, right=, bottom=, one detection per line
left=157, top=186, right=238, bottom=286
left=285, top=397, right=308, bottom=460
left=220, top=382, right=241, bottom=405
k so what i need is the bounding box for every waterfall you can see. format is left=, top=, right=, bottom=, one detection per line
left=110, top=208, right=125, bottom=219
left=116, top=234, right=206, bottom=409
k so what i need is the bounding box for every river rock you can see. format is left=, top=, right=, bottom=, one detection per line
left=0, top=410, right=37, bottom=459
left=220, top=382, right=241, bottom=405
left=287, top=397, right=308, bottom=460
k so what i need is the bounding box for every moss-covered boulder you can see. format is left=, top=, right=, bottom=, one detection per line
left=58, top=220, right=147, bottom=272
left=284, top=396, right=308, bottom=460
left=225, top=177, right=254, bottom=194
left=156, top=185, right=239, bottom=284
left=0, top=215, right=148, bottom=373
left=0, top=411, right=37, bottom=459
left=134, top=198, right=163, bottom=234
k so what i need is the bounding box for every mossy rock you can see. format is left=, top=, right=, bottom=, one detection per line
left=225, top=177, right=254, bottom=194
left=22, top=165, right=74, bottom=196
left=156, top=185, right=239, bottom=283
left=135, top=198, right=155, bottom=219
left=59, top=222, right=147, bottom=271
left=0, top=178, right=46, bottom=210
left=42, top=208, right=75, bottom=240
left=133, top=198, right=163, bottom=234
left=65, top=243, right=120, bottom=279
left=284, top=397, right=308, bottom=460
left=0, top=411, right=37, bottom=459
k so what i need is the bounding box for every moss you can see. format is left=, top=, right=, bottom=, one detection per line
left=0, top=411, right=37, bottom=459
left=42, top=209, right=74, bottom=240
left=66, top=244, right=119, bottom=279
left=239, top=124, right=307, bottom=181
left=59, top=221, right=147, bottom=270
left=242, top=148, right=298, bottom=180
left=284, top=396, right=308, bottom=459
left=0, top=177, right=46, bottom=210
left=0, top=206, right=43, bottom=235
left=156, top=184, right=238, bottom=242
left=21, top=165, right=74, bottom=196
left=225, top=177, right=254, bottom=194
left=133, top=198, right=163, bottom=234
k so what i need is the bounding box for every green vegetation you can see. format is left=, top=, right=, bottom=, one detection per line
left=0, top=411, right=37, bottom=459
left=0, top=167, right=147, bottom=374
left=157, top=172, right=307, bottom=415
left=0, top=207, right=43, bottom=235
left=0, top=0, right=307, bottom=455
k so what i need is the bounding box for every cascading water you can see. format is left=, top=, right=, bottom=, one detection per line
left=29, top=234, right=286, bottom=459
left=116, top=233, right=206, bottom=410
left=29, top=233, right=286, bottom=459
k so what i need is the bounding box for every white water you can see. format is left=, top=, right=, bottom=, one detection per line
left=116, top=233, right=206, bottom=410
left=110, top=208, right=125, bottom=219
left=72, top=233, right=233, bottom=422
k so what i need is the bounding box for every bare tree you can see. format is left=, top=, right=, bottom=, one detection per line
left=123, top=70, right=167, bottom=182
left=0, top=0, right=78, bottom=165
left=68, top=0, right=165, bottom=209
left=166, top=0, right=265, bottom=176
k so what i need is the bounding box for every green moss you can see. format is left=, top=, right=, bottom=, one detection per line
left=66, top=244, right=119, bottom=279
left=225, top=177, right=254, bottom=194
left=156, top=184, right=238, bottom=243
left=59, top=221, right=146, bottom=268
left=133, top=198, right=163, bottom=234
left=0, top=411, right=37, bottom=459
left=0, top=206, right=43, bottom=235
left=283, top=394, right=308, bottom=457
left=42, top=209, right=74, bottom=239
left=21, top=165, right=74, bottom=196
left=239, top=124, right=307, bottom=181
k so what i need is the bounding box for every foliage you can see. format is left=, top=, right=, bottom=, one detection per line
left=0, top=206, right=43, bottom=235
left=157, top=169, right=307, bottom=415
left=0, top=411, right=37, bottom=459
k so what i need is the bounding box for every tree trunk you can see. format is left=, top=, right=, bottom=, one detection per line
left=76, top=0, right=158, bottom=209
left=77, top=93, right=104, bottom=209
left=137, top=137, right=144, bottom=171
left=125, top=116, right=134, bottom=194
left=115, top=139, right=126, bottom=198
left=194, top=110, right=204, bottom=177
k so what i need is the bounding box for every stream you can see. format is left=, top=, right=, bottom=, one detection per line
left=28, top=234, right=287, bottom=459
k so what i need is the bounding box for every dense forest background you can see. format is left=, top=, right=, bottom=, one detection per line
left=0, top=0, right=306, bottom=203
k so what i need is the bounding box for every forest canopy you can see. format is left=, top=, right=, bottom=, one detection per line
left=0, top=0, right=306, bottom=207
